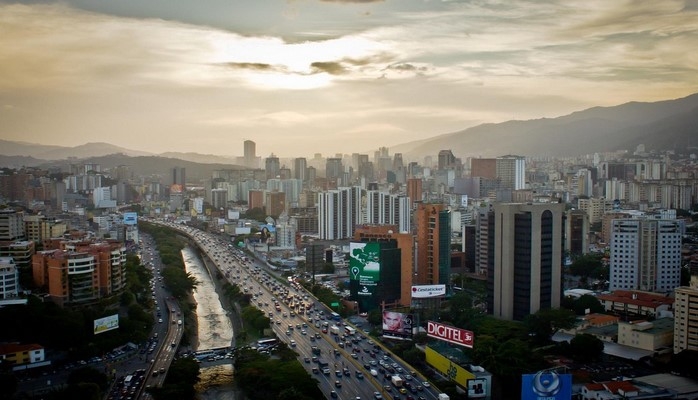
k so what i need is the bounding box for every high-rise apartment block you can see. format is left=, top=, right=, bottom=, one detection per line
left=265, top=191, right=286, bottom=218
left=0, top=210, right=25, bottom=241
left=0, top=257, right=19, bottom=300
left=364, top=191, right=411, bottom=233
left=609, top=218, right=682, bottom=294
left=674, top=286, right=698, bottom=354
left=265, top=154, right=280, bottom=180
left=414, top=203, right=451, bottom=286
left=486, top=202, right=565, bottom=321
left=496, top=155, right=526, bottom=190
left=294, top=157, right=307, bottom=181
left=317, top=187, right=361, bottom=240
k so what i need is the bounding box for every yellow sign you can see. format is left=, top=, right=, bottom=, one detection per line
left=425, top=346, right=474, bottom=387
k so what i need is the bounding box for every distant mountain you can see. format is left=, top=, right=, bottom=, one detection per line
left=0, top=155, right=46, bottom=168
left=0, top=140, right=152, bottom=160
left=393, top=93, right=698, bottom=159
left=158, top=152, right=239, bottom=165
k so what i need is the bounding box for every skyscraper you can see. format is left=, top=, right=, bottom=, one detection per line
left=364, top=191, right=411, bottom=233
left=244, top=140, right=256, bottom=168
left=294, top=157, right=307, bottom=181
left=406, top=178, right=423, bottom=206
left=487, top=202, right=565, bottom=321
left=172, top=167, right=186, bottom=191
left=317, top=187, right=361, bottom=240
left=265, top=154, right=280, bottom=180
left=609, top=218, right=682, bottom=293
left=414, top=203, right=451, bottom=286
left=496, top=155, right=525, bottom=190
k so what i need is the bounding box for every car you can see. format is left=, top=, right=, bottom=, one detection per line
left=373, top=392, right=383, bottom=400
left=404, top=374, right=413, bottom=380
left=399, top=388, right=408, bottom=394
left=330, top=391, right=338, bottom=398
left=158, top=318, right=163, bottom=323
left=422, top=381, right=431, bottom=388
left=304, top=357, right=310, bottom=363
left=356, top=371, right=364, bottom=379
left=335, top=380, right=342, bottom=388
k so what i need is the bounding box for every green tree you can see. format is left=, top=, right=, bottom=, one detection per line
left=570, top=333, right=604, bottom=362
left=525, top=308, right=577, bottom=345
left=572, top=294, right=605, bottom=315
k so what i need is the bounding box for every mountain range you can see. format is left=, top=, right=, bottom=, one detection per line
left=1, top=93, right=697, bottom=169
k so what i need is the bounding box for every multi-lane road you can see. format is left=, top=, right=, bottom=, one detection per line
left=151, top=220, right=445, bottom=400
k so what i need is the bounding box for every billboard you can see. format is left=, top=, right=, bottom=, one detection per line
left=349, top=242, right=381, bottom=299
left=425, top=346, right=475, bottom=387
left=521, top=371, right=572, bottom=400
left=411, top=284, right=446, bottom=298
left=427, top=320, right=474, bottom=348
left=123, top=212, right=138, bottom=225
left=382, top=311, right=414, bottom=340
left=94, top=314, right=119, bottom=335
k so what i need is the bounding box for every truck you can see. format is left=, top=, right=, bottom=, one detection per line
left=344, top=326, right=356, bottom=336
left=391, top=375, right=404, bottom=388
left=330, top=325, right=341, bottom=335
left=438, top=394, right=450, bottom=400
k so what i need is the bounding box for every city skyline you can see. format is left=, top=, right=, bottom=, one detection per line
left=1, top=0, right=697, bottom=158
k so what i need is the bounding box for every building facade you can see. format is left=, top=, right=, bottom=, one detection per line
left=414, top=203, right=451, bottom=286
left=674, top=286, right=698, bottom=354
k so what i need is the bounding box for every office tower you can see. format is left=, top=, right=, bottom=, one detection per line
left=674, top=287, right=698, bottom=354
left=211, top=188, right=228, bottom=209
left=487, top=202, right=565, bottom=321
left=244, top=140, right=256, bottom=168
left=470, top=158, right=497, bottom=179
left=294, top=158, right=307, bottom=181
left=265, top=154, right=280, bottom=180
left=0, top=257, right=19, bottom=300
left=325, top=158, right=343, bottom=181
left=609, top=218, right=682, bottom=293
left=265, top=191, right=286, bottom=218
left=407, top=178, right=423, bottom=205
left=365, top=191, right=411, bottom=233
left=462, top=225, right=477, bottom=273
left=354, top=225, right=414, bottom=307
left=0, top=210, right=25, bottom=241
left=172, top=167, right=186, bottom=191
left=248, top=190, right=264, bottom=211
left=414, top=203, right=451, bottom=286
left=578, top=197, right=612, bottom=225
left=565, top=210, right=589, bottom=257
left=438, top=150, right=456, bottom=170
left=317, top=187, right=361, bottom=240
left=496, top=155, right=525, bottom=190
left=392, top=153, right=404, bottom=171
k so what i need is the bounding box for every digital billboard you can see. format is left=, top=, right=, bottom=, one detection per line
left=382, top=311, right=414, bottom=340
left=521, top=371, right=572, bottom=400
left=411, top=284, right=446, bottom=298
left=123, top=212, right=138, bottom=225
left=94, top=314, right=119, bottom=335
left=424, top=346, right=475, bottom=387
left=427, top=320, right=474, bottom=348
left=349, top=242, right=381, bottom=300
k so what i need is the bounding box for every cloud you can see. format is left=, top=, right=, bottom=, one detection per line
left=223, top=62, right=276, bottom=71
left=310, top=61, right=347, bottom=75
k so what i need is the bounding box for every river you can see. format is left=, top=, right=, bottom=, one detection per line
left=181, top=245, right=238, bottom=400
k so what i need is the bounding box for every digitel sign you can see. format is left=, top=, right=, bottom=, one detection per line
left=427, top=320, right=474, bottom=348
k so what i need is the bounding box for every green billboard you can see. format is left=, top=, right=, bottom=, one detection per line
left=349, top=242, right=380, bottom=300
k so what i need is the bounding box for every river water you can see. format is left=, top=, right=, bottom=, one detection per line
left=181, top=246, right=237, bottom=400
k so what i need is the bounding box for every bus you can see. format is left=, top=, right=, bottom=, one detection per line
left=257, top=338, right=278, bottom=348
left=330, top=312, right=341, bottom=321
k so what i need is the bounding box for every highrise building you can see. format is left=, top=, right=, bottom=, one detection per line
left=470, top=158, right=497, bottom=179
left=496, top=155, right=525, bottom=190
left=265, top=154, right=280, bottom=180
left=24, top=215, right=68, bottom=245
left=0, top=210, right=25, bottom=241
left=674, top=286, right=698, bottom=354
left=437, top=150, right=456, bottom=170
left=565, top=210, right=589, bottom=257
left=326, top=158, right=343, bottom=182
left=0, top=257, right=19, bottom=300
left=265, top=191, right=286, bottom=218
left=487, top=202, right=565, bottom=321
left=414, top=203, right=451, bottom=286
left=211, top=188, right=228, bottom=210
left=317, top=187, right=361, bottom=240
left=407, top=178, right=423, bottom=206
left=172, top=167, right=186, bottom=191
left=609, top=218, right=682, bottom=293
left=294, top=157, right=307, bottom=181
left=248, top=190, right=264, bottom=211
left=244, top=140, right=256, bottom=169
left=364, top=191, right=411, bottom=233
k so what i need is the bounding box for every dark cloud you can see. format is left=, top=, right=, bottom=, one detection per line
left=224, top=62, right=275, bottom=71
left=310, top=61, right=347, bottom=75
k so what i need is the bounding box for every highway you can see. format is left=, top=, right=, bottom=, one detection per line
left=151, top=220, right=446, bottom=400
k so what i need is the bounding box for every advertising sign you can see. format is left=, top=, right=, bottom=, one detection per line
left=123, top=212, right=138, bottom=225
left=382, top=311, right=414, bottom=340
left=521, top=371, right=572, bottom=400
left=425, top=346, right=475, bottom=387
left=349, top=242, right=380, bottom=299
left=467, top=378, right=488, bottom=399
left=94, top=314, right=119, bottom=335
left=411, top=284, right=446, bottom=298
left=427, top=320, right=474, bottom=348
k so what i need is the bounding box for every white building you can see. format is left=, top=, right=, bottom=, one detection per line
left=496, top=155, right=526, bottom=190
left=0, top=257, right=19, bottom=299
left=364, top=191, right=411, bottom=233
left=609, top=218, right=682, bottom=294
left=318, top=187, right=361, bottom=240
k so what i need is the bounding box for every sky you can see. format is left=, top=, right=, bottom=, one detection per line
left=1, top=0, right=697, bottom=159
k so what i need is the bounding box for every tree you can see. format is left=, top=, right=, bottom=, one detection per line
left=525, top=308, right=577, bottom=345
left=569, top=253, right=604, bottom=279
left=570, top=334, right=604, bottom=362
left=572, top=294, right=605, bottom=315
